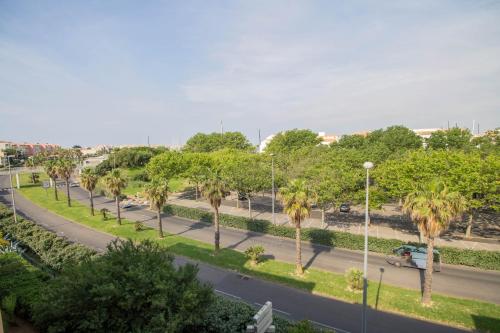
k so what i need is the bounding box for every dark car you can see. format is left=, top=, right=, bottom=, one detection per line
left=386, top=245, right=441, bottom=272
left=339, top=203, right=350, bottom=213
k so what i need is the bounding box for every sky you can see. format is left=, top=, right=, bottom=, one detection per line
left=1, top=0, right=499, bottom=147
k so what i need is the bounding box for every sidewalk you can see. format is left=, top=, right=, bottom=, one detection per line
left=168, top=193, right=500, bottom=252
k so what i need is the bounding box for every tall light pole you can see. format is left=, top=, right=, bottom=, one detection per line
left=270, top=153, right=275, bottom=224
left=362, top=161, right=373, bottom=333
left=7, top=155, right=18, bottom=223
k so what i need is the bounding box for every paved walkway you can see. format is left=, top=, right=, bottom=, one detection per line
left=168, top=193, right=500, bottom=251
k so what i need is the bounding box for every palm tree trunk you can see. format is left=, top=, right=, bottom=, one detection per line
left=53, top=178, right=59, bottom=201
left=465, top=212, right=473, bottom=239
left=195, top=183, right=198, bottom=201
left=115, top=196, right=121, bottom=225
left=248, top=197, right=252, bottom=219
left=422, top=236, right=434, bottom=305
left=214, top=206, right=220, bottom=253
left=31, top=172, right=36, bottom=184
left=157, top=208, right=164, bottom=238
left=295, top=221, right=303, bottom=275
left=236, top=196, right=239, bottom=208
left=65, top=178, right=71, bottom=207
left=89, top=190, right=94, bottom=216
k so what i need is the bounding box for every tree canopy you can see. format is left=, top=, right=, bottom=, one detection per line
left=183, top=132, right=253, bottom=153
left=264, top=129, right=321, bottom=155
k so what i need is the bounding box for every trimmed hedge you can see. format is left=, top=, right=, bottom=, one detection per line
left=0, top=253, right=49, bottom=321
left=164, top=204, right=500, bottom=271
left=0, top=204, right=97, bottom=271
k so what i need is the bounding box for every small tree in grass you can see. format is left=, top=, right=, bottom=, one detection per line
left=245, top=245, right=265, bottom=266
left=100, top=208, right=110, bottom=221
left=345, top=268, right=363, bottom=292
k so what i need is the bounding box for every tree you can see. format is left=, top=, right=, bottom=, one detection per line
left=44, top=160, right=59, bottom=201
left=184, top=132, right=253, bottom=152
left=104, top=169, right=127, bottom=225
left=56, top=158, right=76, bottom=207
left=222, top=151, right=269, bottom=217
left=335, top=134, right=366, bottom=149
left=427, top=128, right=473, bottom=150
left=33, top=239, right=213, bottom=332
left=202, top=171, right=228, bottom=253
left=403, top=180, right=465, bottom=305
left=279, top=179, right=313, bottom=275
left=146, top=150, right=186, bottom=181
left=183, top=152, right=213, bottom=201
left=80, top=168, right=99, bottom=216
left=264, top=129, right=320, bottom=155
left=376, top=125, right=422, bottom=151
left=144, top=179, right=169, bottom=238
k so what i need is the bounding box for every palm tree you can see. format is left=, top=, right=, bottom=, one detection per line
left=202, top=171, right=228, bottom=253
left=279, top=179, right=313, bottom=275
left=44, top=160, right=59, bottom=201
left=56, top=159, right=76, bottom=207
left=104, top=169, right=127, bottom=225
left=403, top=180, right=465, bottom=305
left=80, top=168, right=99, bottom=216
left=25, top=157, right=38, bottom=184
left=144, top=179, right=169, bottom=238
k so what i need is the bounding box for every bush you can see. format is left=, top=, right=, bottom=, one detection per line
left=345, top=268, right=363, bottom=291
left=134, top=221, right=145, bottom=231
left=0, top=204, right=97, bottom=271
left=245, top=245, right=265, bottom=266
left=131, top=170, right=150, bottom=181
left=32, top=239, right=213, bottom=333
left=163, top=204, right=500, bottom=270
left=0, top=253, right=48, bottom=321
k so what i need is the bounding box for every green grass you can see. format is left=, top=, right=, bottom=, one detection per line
left=16, top=185, right=500, bottom=332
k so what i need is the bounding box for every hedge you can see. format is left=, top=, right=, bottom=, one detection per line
left=0, top=253, right=48, bottom=321
left=164, top=204, right=500, bottom=271
left=0, top=204, right=97, bottom=271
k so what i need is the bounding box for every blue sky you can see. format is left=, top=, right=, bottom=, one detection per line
left=1, top=0, right=499, bottom=147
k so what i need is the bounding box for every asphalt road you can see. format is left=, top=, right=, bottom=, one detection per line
left=0, top=181, right=470, bottom=333
left=60, top=184, right=500, bottom=305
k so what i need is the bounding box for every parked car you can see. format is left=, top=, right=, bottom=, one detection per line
left=70, top=182, right=79, bottom=187
left=339, top=203, right=350, bottom=213
left=386, top=245, right=441, bottom=272
left=121, top=202, right=133, bottom=209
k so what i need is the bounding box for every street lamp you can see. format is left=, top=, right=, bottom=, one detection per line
left=362, top=161, right=373, bottom=333
left=270, top=153, right=275, bottom=224
left=6, top=155, right=18, bottom=223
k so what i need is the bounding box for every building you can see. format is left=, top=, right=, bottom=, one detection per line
left=412, top=128, right=443, bottom=139
left=0, top=141, right=60, bottom=159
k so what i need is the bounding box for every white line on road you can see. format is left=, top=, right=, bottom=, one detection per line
left=310, top=320, right=350, bottom=333
left=215, top=289, right=241, bottom=300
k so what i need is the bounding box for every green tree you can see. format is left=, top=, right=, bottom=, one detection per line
left=376, top=125, right=422, bottom=151
left=104, top=169, right=127, bottom=225
left=24, top=156, right=39, bottom=184
left=33, top=239, right=213, bottom=332
left=184, top=132, right=253, bottom=152
left=427, top=128, right=473, bottom=150
left=265, top=129, right=320, bottom=155
left=202, top=171, right=228, bottom=253
left=56, top=158, right=76, bottom=207
left=182, top=152, right=213, bottom=200
left=403, top=180, right=465, bottom=305
left=80, top=168, right=99, bottom=216
left=335, top=134, right=366, bottom=149
left=222, top=151, right=269, bottom=217
left=44, top=160, right=59, bottom=201
left=279, top=179, right=313, bottom=275
left=144, top=179, right=170, bottom=238
left=146, top=150, right=186, bottom=181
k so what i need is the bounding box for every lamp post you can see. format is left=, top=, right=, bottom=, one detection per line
left=362, top=161, right=373, bottom=333
left=270, top=153, right=275, bottom=224
left=7, top=155, right=18, bottom=223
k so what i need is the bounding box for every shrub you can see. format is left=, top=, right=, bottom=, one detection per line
left=131, top=170, right=150, bottom=181
left=245, top=245, right=265, bottom=266
left=100, top=208, right=109, bottom=220
left=163, top=204, right=500, bottom=271
left=345, top=268, right=363, bottom=291
left=134, top=221, right=145, bottom=231
left=0, top=253, right=48, bottom=321
left=32, top=239, right=213, bottom=333
left=0, top=204, right=97, bottom=271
